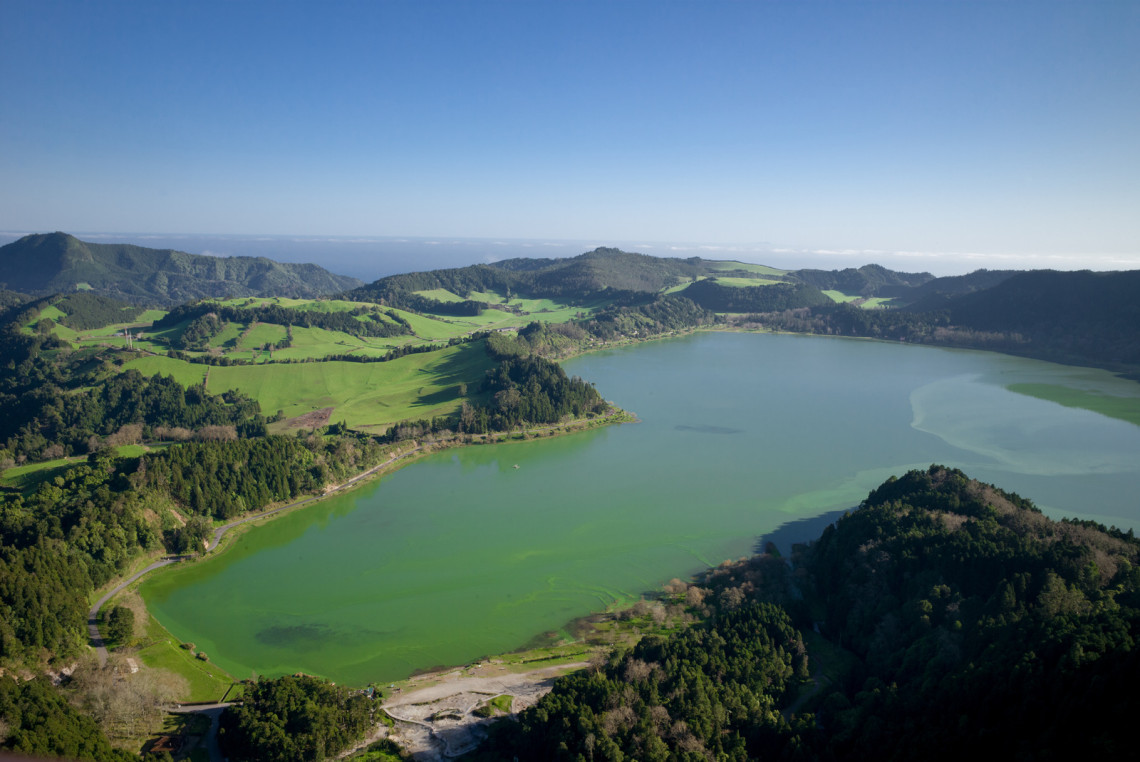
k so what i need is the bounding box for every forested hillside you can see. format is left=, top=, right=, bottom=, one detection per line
left=473, top=465, right=1140, bottom=761
left=0, top=233, right=362, bottom=305
left=733, top=269, right=1140, bottom=376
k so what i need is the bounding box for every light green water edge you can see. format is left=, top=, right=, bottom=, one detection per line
left=142, top=332, right=1140, bottom=685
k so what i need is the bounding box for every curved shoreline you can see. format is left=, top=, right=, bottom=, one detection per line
left=88, top=409, right=631, bottom=663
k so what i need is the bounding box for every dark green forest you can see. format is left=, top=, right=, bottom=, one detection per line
left=472, top=465, right=1140, bottom=761
left=219, top=674, right=375, bottom=762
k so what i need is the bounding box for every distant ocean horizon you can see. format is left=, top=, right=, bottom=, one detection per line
left=2, top=230, right=1133, bottom=282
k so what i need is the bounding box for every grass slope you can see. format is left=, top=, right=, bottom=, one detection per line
left=206, top=342, right=493, bottom=430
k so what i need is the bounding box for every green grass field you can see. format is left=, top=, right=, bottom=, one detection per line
left=206, top=341, right=493, bottom=430
left=208, top=321, right=244, bottom=349
left=1, top=456, right=85, bottom=491
left=124, top=356, right=209, bottom=386
left=705, top=260, right=789, bottom=276
left=210, top=296, right=372, bottom=313
left=236, top=322, right=289, bottom=351
left=1008, top=383, right=1140, bottom=427
left=711, top=276, right=785, bottom=287
left=821, top=290, right=893, bottom=309
left=136, top=612, right=237, bottom=703
left=414, top=288, right=467, bottom=303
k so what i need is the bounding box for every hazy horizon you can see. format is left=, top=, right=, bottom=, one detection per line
left=3, top=229, right=1136, bottom=283
left=3, top=1, right=1137, bottom=270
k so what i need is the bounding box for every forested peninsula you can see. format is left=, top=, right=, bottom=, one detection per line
left=1, top=238, right=1138, bottom=760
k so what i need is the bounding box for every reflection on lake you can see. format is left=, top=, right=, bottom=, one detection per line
left=142, top=332, right=1140, bottom=684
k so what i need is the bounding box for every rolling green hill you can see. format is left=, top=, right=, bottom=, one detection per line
left=0, top=232, right=363, bottom=306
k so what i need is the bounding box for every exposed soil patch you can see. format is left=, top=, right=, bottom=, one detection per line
left=285, top=407, right=334, bottom=429
left=378, top=662, right=588, bottom=760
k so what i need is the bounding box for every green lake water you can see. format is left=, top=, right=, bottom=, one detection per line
left=141, top=332, right=1140, bottom=684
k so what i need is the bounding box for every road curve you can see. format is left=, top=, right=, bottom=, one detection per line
left=87, top=556, right=185, bottom=666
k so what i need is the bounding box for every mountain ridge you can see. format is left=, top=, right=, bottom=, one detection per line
left=0, top=232, right=363, bottom=306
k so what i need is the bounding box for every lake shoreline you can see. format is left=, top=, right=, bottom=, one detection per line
left=130, top=327, right=1140, bottom=691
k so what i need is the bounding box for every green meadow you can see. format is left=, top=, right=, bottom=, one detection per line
left=706, top=260, right=790, bottom=276
left=235, top=322, right=289, bottom=351
left=206, top=341, right=494, bottom=430
left=124, top=356, right=209, bottom=386
left=711, top=276, right=785, bottom=287
left=821, top=290, right=893, bottom=308
left=135, top=610, right=238, bottom=703
left=413, top=288, right=466, bottom=303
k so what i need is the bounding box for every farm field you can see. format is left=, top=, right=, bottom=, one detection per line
left=124, top=356, right=209, bottom=386
left=205, top=341, right=494, bottom=430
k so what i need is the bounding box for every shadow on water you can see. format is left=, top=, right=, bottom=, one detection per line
left=753, top=508, right=852, bottom=556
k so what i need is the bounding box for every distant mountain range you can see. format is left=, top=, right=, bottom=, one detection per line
left=0, top=232, right=362, bottom=306
left=344, top=246, right=1138, bottom=375
left=343, top=245, right=1029, bottom=312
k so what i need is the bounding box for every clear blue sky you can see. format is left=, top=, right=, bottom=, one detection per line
left=2, top=0, right=1137, bottom=271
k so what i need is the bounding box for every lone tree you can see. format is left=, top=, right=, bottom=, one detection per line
left=106, top=605, right=134, bottom=645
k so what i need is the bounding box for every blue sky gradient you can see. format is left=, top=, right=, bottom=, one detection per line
left=2, top=0, right=1137, bottom=272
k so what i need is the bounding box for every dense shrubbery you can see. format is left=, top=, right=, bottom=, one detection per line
left=219, top=675, right=374, bottom=762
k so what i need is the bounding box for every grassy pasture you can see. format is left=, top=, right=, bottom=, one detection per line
left=136, top=309, right=167, bottom=323
left=414, top=288, right=466, bottom=303
left=124, top=356, right=209, bottom=386
left=394, top=309, right=477, bottom=341
left=208, top=321, right=244, bottom=349
left=822, top=291, right=893, bottom=309
left=1008, top=383, right=1140, bottom=427
left=711, top=276, right=785, bottom=287
left=663, top=277, right=706, bottom=294
left=210, top=296, right=370, bottom=313
left=36, top=305, right=68, bottom=322
left=822, top=290, right=860, bottom=303
left=206, top=342, right=493, bottom=430
left=236, top=322, right=288, bottom=351
left=705, top=260, right=789, bottom=276
left=267, top=325, right=416, bottom=361
left=135, top=610, right=237, bottom=703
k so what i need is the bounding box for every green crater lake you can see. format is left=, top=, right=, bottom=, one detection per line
left=142, top=332, right=1140, bottom=684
